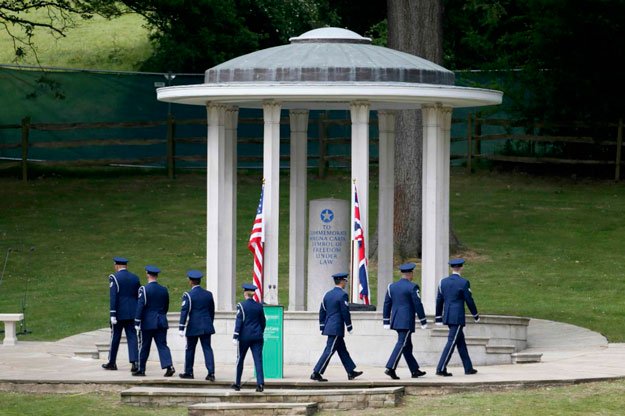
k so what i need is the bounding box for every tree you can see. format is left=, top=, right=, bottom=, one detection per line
left=387, top=0, right=447, bottom=259
left=121, top=0, right=340, bottom=72
left=0, top=0, right=120, bottom=62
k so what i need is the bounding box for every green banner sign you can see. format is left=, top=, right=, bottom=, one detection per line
left=262, top=305, right=284, bottom=379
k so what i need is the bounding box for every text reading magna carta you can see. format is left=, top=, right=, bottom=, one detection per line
left=309, top=228, right=347, bottom=265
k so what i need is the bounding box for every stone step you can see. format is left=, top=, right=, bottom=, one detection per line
left=430, top=328, right=489, bottom=345
left=485, top=345, right=516, bottom=354
left=512, top=352, right=543, bottom=364
left=188, top=402, right=318, bottom=416
left=95, top=342, right=110, bottom=352
left=74, top=350, right=99, bottom=359
left=121, top=386, right=404, bottom=411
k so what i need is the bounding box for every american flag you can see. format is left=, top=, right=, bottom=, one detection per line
left=248, top=184, right=265, bottom=302
left=353, top=184, right=370, bottom=305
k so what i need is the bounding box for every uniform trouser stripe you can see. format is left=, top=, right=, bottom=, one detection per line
left=319, top=336, right=338, bottom=374
left=107, top=323, right=115, bottom=363
left=391, top=331, right=410, bottom=370
left=442, top=325, right=461, bottom=370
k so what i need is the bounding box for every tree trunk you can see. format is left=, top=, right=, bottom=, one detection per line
left=388, top=0, right=452, bottom=259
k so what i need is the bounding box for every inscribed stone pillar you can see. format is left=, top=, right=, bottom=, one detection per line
left=307, top=199, right=350, bottom=310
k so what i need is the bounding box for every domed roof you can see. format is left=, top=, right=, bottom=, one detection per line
left=205, top=27, right=454, bottom=85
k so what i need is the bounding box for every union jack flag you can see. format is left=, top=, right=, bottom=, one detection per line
left=353, top=184, right=370, bottom=305
left=248, top=184, right=264, bottom=302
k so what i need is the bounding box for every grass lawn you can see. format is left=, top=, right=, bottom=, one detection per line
left=1, top=379, right=624, bottom=416
left=0, top=391, right=183, bottom=416
left=330, top=379, right=625, bottom=416
left=0, top=168, right=624, bottom=342
left=0, top=10, right=151, bottom=70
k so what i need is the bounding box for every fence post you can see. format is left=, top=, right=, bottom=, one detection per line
left=318, top=112, right=327, bottom=178
left=466, top=113, right=473, bottom=174
left=474, top=115, right=482, bottom=161
left=616, top=118, right=623, bottom=181
left=166, top=114, right=176, bottom=179
left=20, top=116, right=31, bottom=183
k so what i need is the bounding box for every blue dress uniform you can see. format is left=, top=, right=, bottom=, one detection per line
left=435, top=259, right=480, bottom=376
left=311, top=273, right=362, bottom=381
left=178, top=270, right=216, bottom=380
left=104, top=257, right=140, bottom=370
left=133, top=265, right=174, bottom=376
left=232, top=283, right=266, bottom=391
left=382, top=263, right=428, bottom=379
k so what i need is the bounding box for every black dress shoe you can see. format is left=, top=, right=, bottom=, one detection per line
left=230, top=383, right=241, bottom=391
left=164, top=366, right=175, bottom=377
left=102, top=362, right=117, bottom=371
left=412, top=369, right=427, bottom=378
left=310, top=372, right=328, bottom=382
left=348, top=370, right=363, bottom=380
left=465, top=368, right=478, bottom=375
left=436, top=370, right=453, bottom=377
left=256, top=384, right=264, bottom=392
left=131, top=363, right=138, bottom=373
left=206, top=374, right=215, bottom=382
left=384, top=368, right=400, bottom=380
left=179, top=372, right=194, bottom=379
left=132, top=371, right=145, bottom=377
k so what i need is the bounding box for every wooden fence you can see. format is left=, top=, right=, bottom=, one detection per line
left=465, top=116, right=624, bottom=180
left=0, top=114, right=369, bottom=182
left=2, top=114, right=623, bottom=182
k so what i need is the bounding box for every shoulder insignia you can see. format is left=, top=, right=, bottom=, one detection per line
left=109, top=281, right=114, bottom=288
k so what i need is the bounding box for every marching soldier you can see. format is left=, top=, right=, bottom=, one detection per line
left=382, top=262, right=428, bottom=379
left=232, top=283, right=266, bottom=392
left=178, top=270, right=216, bottom=381
left=435, top=258, right=480, bottom=377
left=133, top=265, right=175, bottom=377
left=102, top=256, right=140, bottom=372
left=310, top=272, right=363, bottom=382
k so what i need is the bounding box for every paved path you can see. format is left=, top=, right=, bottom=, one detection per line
left=0, top=319, right=623, bottom=388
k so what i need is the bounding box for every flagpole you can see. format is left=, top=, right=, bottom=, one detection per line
left=350, top=179, right=356, bottom=304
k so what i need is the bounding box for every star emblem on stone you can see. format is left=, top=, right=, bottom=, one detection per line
left=320, top=209, right=334, bottom=223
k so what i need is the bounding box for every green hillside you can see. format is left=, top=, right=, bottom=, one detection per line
left=0, top=11, right=152, bottom=71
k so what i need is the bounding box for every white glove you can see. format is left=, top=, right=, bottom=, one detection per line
left=232, top=338, right=239, bottom=345
left=383, top=324, right=390, bottom=330
left=178, top=330, right=185, bottom=337
left=134, top=325, right=140, bottom=331
left=348, top=329, right=353, bottom=335
left=421, top=324, right=428, bottom=330
left=110, top=317, right=117, bottom=325
left=435, top=322, right=443, bottom=326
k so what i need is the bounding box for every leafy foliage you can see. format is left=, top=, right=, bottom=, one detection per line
left=122, top=0, right=340, bottom=72
left=443, top=0, right=625, bottom=125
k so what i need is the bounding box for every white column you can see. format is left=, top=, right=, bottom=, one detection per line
left=263, top=101, right=282, bottom=304
left=223, top=106, right=239, bottom=310
left=377, top=110, right=395, bottom=310
left=350, top=101, right=370, bottom=302
left=206, top=103, right=229, bottom=309
left=421, top=105, right=450, bottom=314
left=440, top=107, right=452, bottom=277
left=288, top=109, right=309, bottom=311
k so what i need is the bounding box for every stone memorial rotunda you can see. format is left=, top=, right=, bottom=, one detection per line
left=157, top=27, right=502, bottom=315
